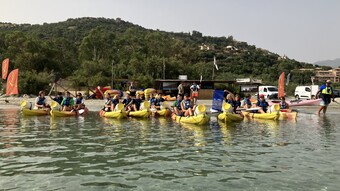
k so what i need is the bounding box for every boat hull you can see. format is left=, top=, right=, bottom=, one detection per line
left=288, top=99, right=321, bottom=106
left=243, top=111, right=279, bottom=120
left=218, top=112, right=244, bottom=123
left=99, top=110, right=127, bottom=119
left=155, top=109, right=172, bottom=117
left=128, top=109, right=150, bottom=118
left=269, top=99, right=321, bottom=106
left=50, top=108, right=89, bottom=117
left=171, top=113, right=210, bottom=125
left=21, top=108, right=49, bottom=116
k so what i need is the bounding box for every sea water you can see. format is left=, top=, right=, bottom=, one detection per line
left=0, top=108, right=339, bottom=191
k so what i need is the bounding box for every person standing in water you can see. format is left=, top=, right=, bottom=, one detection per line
left=316, top=80, right=335, bottom=115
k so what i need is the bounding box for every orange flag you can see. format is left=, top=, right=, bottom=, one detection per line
left=6, top=69, right=19, bottom=96
left=278, top=72, right=285, bottom=98
left=2, top=58, right=9, bottom=80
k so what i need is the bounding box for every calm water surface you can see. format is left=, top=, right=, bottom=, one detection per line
left=1, top=108, right=340, bottom=191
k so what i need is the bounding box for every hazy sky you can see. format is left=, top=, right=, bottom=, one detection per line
left=1, top=0, right=339, bottom=63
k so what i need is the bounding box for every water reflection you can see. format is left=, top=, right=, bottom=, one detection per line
left=317, top=115, right=337, bottom=144
left=216, top=121, right=235, bottom=145
left=0, top=109, right=20, bottom=156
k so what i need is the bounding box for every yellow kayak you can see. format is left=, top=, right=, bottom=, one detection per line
left=99, top=110, right=127, bottom=119
left=155, top=108, right=172, bottom=117
left=218, top=112, right=244, bottom=123
left=50, top=108, right=89, bottom=117
left=128, top=109, right=150, bottom=118
left=21, top=108, right=49, bottom=116
left=243, top=111, right=279, bottom=120
left=171, top=113, right=210, bottom=125
left=20, top=100, right=49, bottom=116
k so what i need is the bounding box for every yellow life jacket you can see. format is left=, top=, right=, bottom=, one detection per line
left=322, top=87, right=332, bottom=95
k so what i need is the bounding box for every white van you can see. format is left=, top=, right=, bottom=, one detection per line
left=258, top=86, right=279, bottom=99
left=294, top=85, right=319, bottom=99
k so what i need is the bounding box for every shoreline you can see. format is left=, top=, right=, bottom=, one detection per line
left=1, top=97, right=340, bottom=111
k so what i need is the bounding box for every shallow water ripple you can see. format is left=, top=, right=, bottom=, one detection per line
left=0, top=109, right=339, bottom=190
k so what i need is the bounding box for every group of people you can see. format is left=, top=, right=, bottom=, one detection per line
left=172, top=94, right=197, bottom=117
left=102, top=91, right=166, bottom=113
left=224, top=93, right=290, bottom=114
left=178, top=81, right=200, bottom=105
left=34, top=91, right=85, bottom=112
left=32, top=79, right=336, bottom=116
left=223, top=79, right=336, bottom=115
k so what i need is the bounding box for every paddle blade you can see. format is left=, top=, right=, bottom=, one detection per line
left=20, top=100, right=27, bottom=108
left=115, top=103, right=124, bottom=111
left=141, top=101, right=150, bottom=109
left=222, top=103, right=231, bottom=112
left=195, top=105, right=206, bottom=114
left=51, top=101, right=62, bottom=110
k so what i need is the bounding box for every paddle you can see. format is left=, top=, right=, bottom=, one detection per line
left=333, top=100, right=340, bottom=105
left=78, top=109, right=85, bottom=114
left=97, top=86, right=105, bottom=99
left=47, top=83, right=56, bottom=97
left=236, top=108, right=247, bottom=111
left=246, top=108, right=259, bottom=111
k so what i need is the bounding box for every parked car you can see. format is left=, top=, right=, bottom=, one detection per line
left=294, top=85, right=319, bottom=99
left=258, top=86, right=279, bottom=99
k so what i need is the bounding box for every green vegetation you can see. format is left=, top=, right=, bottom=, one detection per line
left=0, top=17, right=322, bottom=94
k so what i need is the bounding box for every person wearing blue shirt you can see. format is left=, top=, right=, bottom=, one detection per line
left=316, top=80, right=334, bottom=115
left=50, top=92, right=63, bottom=104
left=243, top=94, right=252, bottom=109
left=256, top=94, right=269, bottom=113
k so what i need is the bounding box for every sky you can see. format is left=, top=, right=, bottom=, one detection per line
left=1, top=0, right=339, bottom=63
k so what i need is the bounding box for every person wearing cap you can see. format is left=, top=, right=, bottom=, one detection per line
left=256, top=94, right=269, bottom=113
left=316, top=80, right=335, bottom=115
left=73, top=92, right=85, bottom=111
left=34, top=90, right=50, bottom=111
left=61, top=91, right=74, bottom=111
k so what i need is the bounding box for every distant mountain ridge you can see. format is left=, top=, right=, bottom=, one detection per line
left=314, top=58, right=340, bottom=68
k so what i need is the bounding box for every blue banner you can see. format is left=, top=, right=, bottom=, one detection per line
left=212, top=90, right=224, bottom=111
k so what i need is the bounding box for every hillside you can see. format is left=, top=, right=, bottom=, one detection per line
left=314, top=58, right=340, bottom=68
left=0, top=17, right=317, bottom=94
